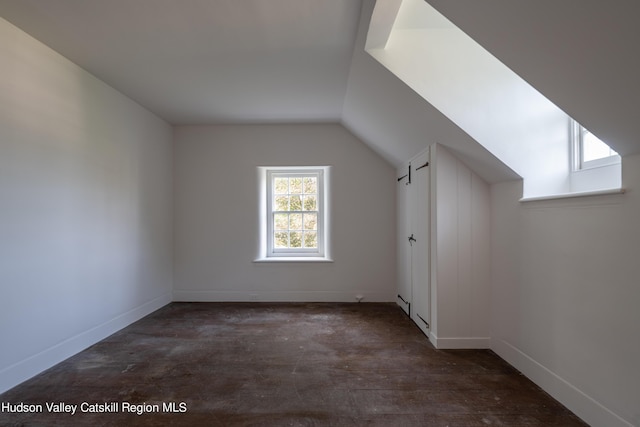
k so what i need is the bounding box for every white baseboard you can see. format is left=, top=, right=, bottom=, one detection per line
left=172, top=290, right=394, bottom=303
left=492, top=339, right=633, bottom=427
left=0, top=292, right=172, bottom=394
left=429, top=333, right=491, bottom=349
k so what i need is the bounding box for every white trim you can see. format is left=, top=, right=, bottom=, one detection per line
left=267, top=168, right=324, bottom=257
left=519, top=187, right=625, bottom=202
left=254, top=257, right=333, bottom=263
left=429, top=332, right=491, bottom=349
left=258, top=166, right=331, bottom=261
left=582, top=154, right=622, bottom=169
left=492, top=339, right=634, bottom=427
left=172, top=290, right=393, bottom=302
left=0, top=292, right=172, bottom=394
left=570, top=118, right=580, bottom=171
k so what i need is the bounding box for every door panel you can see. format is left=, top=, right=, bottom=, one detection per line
left=396, top=162, right=412, bottom=315
left=411, top=150, right=430, bottom=336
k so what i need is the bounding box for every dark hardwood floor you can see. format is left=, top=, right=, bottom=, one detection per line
left=0, top=303, right=586, bottom=426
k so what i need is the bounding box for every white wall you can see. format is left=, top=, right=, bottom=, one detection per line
left=430, top=144, right=491, bottom=348
left=491, top=154, right=640, bottom=427
left=173, top=124, right=396, bottom=302
left=0, top=17, right=173, bottom=393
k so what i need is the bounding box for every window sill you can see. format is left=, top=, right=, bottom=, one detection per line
left=253, top=257, right=334, bottom=263
left=519, top=187, right=625, bottom=203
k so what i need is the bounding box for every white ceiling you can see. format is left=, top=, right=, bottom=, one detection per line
left=0, top=0, right=362, bottom=124
left=2, top=0, right=638, bottom=183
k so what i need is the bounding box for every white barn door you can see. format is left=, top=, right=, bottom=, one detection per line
left=396, top=149, right=430, bottom=337
left=410, top=149, right=430, bottom=336
left=396, top=160, right=412, bottom=316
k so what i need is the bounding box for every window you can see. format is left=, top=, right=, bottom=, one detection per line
left=571, top=119, right=620, bottom=170
left=257, top=166, right=331, bottom=261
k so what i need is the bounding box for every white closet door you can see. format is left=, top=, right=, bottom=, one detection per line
left=396, top=161, right=412, bottom=316
left=410, top=149, right=430, bottom=336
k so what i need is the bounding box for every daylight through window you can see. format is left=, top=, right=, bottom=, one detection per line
left=572, top=120, right=620, bottom=170
left=263, top=167, right=329, bottom=259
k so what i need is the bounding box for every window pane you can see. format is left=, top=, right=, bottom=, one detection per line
left=274, top=213, right=288, bottom=231
left=303, top=195, right=316, bottom=211
left=303, top=213, right=317, bottom=230
left=266, top=168, right=326, bottom=257
left=583, top=131, right=617, bottom=162
left=274, top=232, right=288, bottom=248
left=275, top=195, right=289, bottom=211
left=303, top=177, right=317, bottom=194
left=304, top=232, right=317, bottom=248
left=289, top=213, right=302, bottom=230
left=290, top=177, right=303, bottom=194
left=274, top=178, right=288, bottom=194
left=290, top=231, right=302, bottom=248
left=290, top=195, right=302, bottom=211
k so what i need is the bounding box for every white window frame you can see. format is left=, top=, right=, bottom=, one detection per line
left=256, top=166, right=332, bottom=262
left=571, top=119, right=620, bottom=170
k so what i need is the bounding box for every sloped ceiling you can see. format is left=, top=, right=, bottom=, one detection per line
left=341, top=0, right=519, bottom=183
left=426, top=0, right=640, bottom=157
left=1, top=0, right=636, bottom=182
left=0, top=0, right=361, bottom=124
